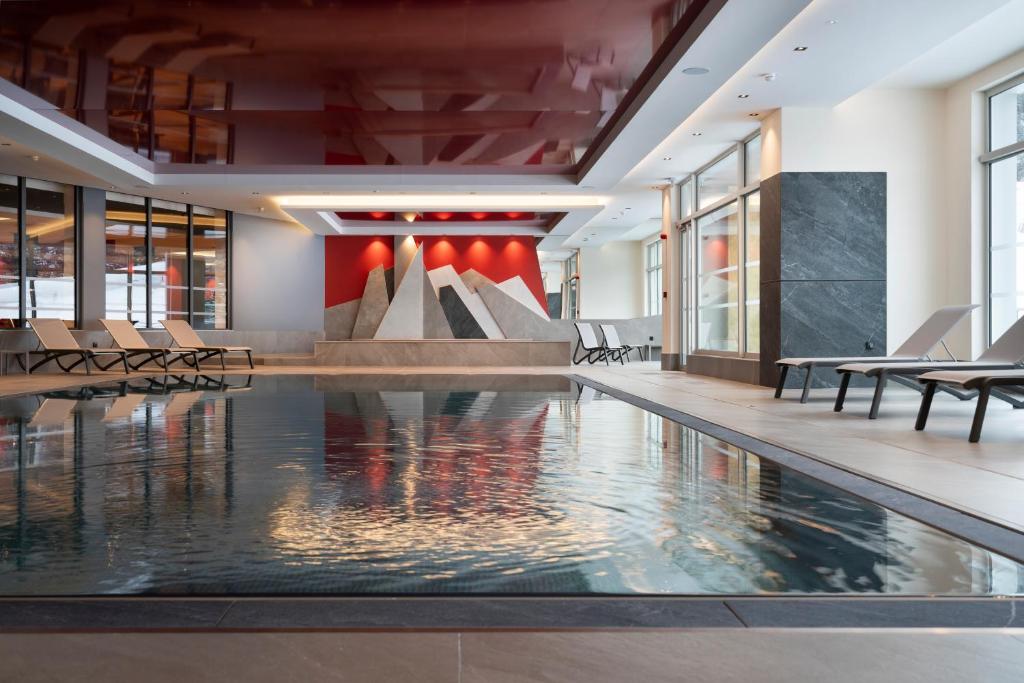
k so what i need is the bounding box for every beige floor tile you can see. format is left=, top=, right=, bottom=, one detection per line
left=0, top=632, right=459, bottom=683
left=460, top=630, right=1024, bottom=683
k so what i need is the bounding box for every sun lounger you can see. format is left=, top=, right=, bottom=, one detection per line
left=599, top=324, right=641, bottom=362
left=915, top=369, right=1024, bottom=442
left=160, top=320, right=254, bottom=370
left=834, top=314, right=1024, bottom=418
left=101, top=319, right=199, bottom=371
left=775, top=305, right=976, bottom=403
left=573, top=322, right=623, bottom=365
left=27, top=318, right=129, bottom=375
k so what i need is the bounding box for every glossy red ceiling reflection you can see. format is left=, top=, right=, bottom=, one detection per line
left=335, top=211, right=541, bottom=222
left=0, top=0, right=711, bottom=167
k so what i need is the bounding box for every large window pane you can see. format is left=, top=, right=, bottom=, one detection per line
left=697, top=150, right=738, bottom=209
left=151, top=199, right=189, bottom=325
left=192, top=207, right=228, bottom=329
left=990, top=153, right=1024, bottom=340
left=24, top=179, right=75, bottom=324
left=680, top=177, right=694, bottom=219
left=27, top=43, right=78, bottom=108
left=105, top=192, right=148, bottom=325
left=645, top=240, right=663, bottom=316
left=744, top=134, right=762, bottom=186
left=697, top=202, right=739, bottom=352
left=744, top=191, right=761, bottom=353
left=0, top=175, right=18, bottom=325
left=152, top=109, right=191, bottom=163
left=0, top=29, right=25, bottom=86
left=990, top=81, right=1024, bottom=151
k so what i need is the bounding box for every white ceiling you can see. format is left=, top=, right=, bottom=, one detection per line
left=2, top=0, right=1024, bottom=258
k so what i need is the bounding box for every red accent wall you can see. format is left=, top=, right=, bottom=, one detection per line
left=324, top=235, right=546, bottom=309
left=324, top=236, right=394, bottom=307
left=418, top=236, right=545, bottom=309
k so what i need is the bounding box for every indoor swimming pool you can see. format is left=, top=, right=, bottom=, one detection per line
left=0, top=374, right=1020, bottom=596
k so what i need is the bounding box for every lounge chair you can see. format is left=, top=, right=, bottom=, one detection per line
left=834, top=314, right=1024, bottom=418
left=160, top=319, right=254, bottom=370
left=915, top=369, right=1024, bottom=442
left=101, top=319, right=200, bottom=371
left=27, top=318, right=129, bottom=375
left=775, top=305, right=976, bottom=403
left=573, top=322, right=623, bottom=365
left=599, top=324, right=641, bottom=362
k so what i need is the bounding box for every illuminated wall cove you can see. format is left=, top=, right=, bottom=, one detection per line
left=324, top=236, right=549, bottom=340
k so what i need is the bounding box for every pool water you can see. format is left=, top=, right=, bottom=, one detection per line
left=0, top=374, right=1020, bottom=596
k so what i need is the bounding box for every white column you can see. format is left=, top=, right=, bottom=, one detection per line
left=661, top=185, right=681, bottom=370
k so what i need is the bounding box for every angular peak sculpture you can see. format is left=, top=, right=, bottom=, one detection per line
left=374, top=245, right=453, bottom=339
left=428, top=265, right=505, bottom=340
left=351, top=264, right=390, bottom=339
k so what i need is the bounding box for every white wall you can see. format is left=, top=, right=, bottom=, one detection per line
left=578, top=241, right=644, bottom=319
left=766, top=90, right=952, bottom=355
left=232, top=213, right=325, bottom=331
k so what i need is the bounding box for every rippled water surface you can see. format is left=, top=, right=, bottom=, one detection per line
left=0, top=374, right=1021, bottom=596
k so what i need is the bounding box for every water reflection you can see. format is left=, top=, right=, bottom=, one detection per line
left=0, top=374, right=1021, bottom=596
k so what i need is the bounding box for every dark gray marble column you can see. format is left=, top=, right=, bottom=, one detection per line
left=760, top=172, right=887, bottom=388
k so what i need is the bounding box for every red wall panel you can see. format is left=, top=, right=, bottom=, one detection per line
left=324, top=235, right=545, bottom=309
left=324, top=236, right=394, bottom=307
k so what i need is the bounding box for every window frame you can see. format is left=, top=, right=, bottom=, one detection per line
left=677, top=131, right=762, bottom=357
left=645, top=239, right=663, bottom=316
left=104, top=191, right=233, bottom=329
left=983, top=72, right=1024, bottom=345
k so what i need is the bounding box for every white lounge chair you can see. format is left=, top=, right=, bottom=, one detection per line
left=27, top=318, right=129, bottom=375
left=915, top=369, right=1024, bottom=442
left=775, top=305, right=977, bottom=403
left=835, top=314, right=1024, bottom=419
left=101, top=319, right=199, bottom=371
left=599, top=324, right=641, bottom=362
left=160, top=320, right=254, bottom=370
left=573, top=322, right=623, bottom=365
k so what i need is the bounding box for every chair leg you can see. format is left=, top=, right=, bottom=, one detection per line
left=915, top=382, right=937, bottom=431
left=834, top=372, right=852, bottom=412
left=246, top=350, right=254, bottom=369
left=220, top=352, right=226, bottom=371
left=122, top=353, right=130, bottom=374
left=969, top=385, right=992, bottom=443
left=799, top=366, right=814, bottom=404
left=868, top=374, right=887, bottom=420
left=84, top=353, right=92, bottom=375
left=774, top=366, right=789, bottom=399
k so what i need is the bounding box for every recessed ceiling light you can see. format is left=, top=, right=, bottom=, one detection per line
left=737, top=94, right=750, bottom=99
left=794, top=46, right=808, bottom=52
left=827, top=19, right=838, bottom=25
left=749, top=112, right=760, bottom=117
left=251, top=191, right=260, bottom=196
left=691, top=132, right=703, bottom=137
left=30, top=155, right=39, bottom=161
left=662, top=156, right=672, bottom=161
left=181, top=191, right=190, bottom=195
left=681, top=67, right=709, bottom=75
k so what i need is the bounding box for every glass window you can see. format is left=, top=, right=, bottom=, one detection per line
left=26, top=43, right=78, bottom=108
left=152, top=110, right=191, bottom=163
left=680, top=177, right=694, bottom=219
left=744, top=191, right=761, bottom=353
left=107, top=61, right=150, bottom=110
left=990, top=80, right=1024, bottom=151
left=151, top=199, right=189, bottom=325
left=193, top=116, right=230, bottom=164
left=696, top=202, right=739, bottom=352
left=744, top=134, right=761, bottom=186
left=191, top=78, right=228, bottom=110
left=0, top=175, right=18, bottom=326
left=105, top=193, right=148, bottom=325
left=151, top=68, right=189, bottom=109
left=0, top=30, right=25, bottom=87
left=23, top=179, right=75, bottom=324
left=191, top=207, right=228, bottom=329
left=565, top=253, right=579, bottom=319
left=645, top=240, right=663, bottom=316
left=697, top=150, right=738, bottom=209
left=989, top=154, right=1023, bottom=340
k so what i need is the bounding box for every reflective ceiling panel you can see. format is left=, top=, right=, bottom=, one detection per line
left=0, top=0, right=709, bottom=167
